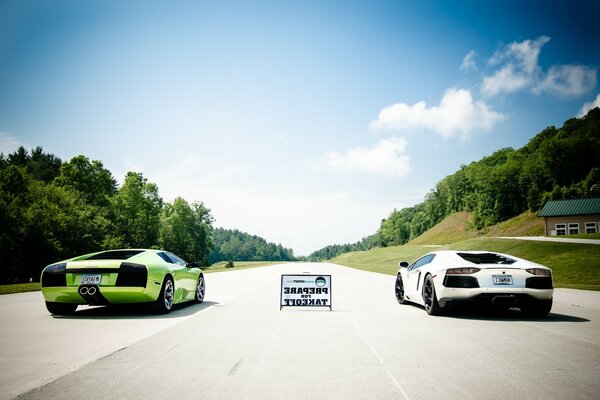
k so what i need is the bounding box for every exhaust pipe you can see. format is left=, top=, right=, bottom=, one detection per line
left=79, top=286, right=97, bottom=295
left=78, top=285, right=106, bottom=305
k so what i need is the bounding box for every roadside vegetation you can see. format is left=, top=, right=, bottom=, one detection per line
left=0, top=282, right=41, bottom=295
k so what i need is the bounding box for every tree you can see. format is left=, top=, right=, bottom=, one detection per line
left=159, top=197, right=214, bottom=263
left=112, top=172, right=163, bottom=248
left=55, top=155, right=116, bottom=206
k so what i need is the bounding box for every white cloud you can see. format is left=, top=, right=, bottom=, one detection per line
left=0, top=132, right=26, bottom=156
left=482, top=64, right=530, bottom=96
left=482, top=36, right=597, bottom=98
left=536, top=65, right=597, bottom=97
left=483, top=36, right=548, bottom=96
left=578, top=93, right=600, bottom=117
left=370, top=88, right=506, bottom=139
left=460, top=50, right=477, bottom=71
left=315, top=137, right=410, bottom=177
left=508, top=36, right=550, bottom=74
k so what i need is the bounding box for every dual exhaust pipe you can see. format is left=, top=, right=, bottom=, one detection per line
left=78, top=285, right=107, bottom=306
left=79, top=286, right=97, bottom=296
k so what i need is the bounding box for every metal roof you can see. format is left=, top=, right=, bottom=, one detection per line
left=538, top=198, right=600, bottom=217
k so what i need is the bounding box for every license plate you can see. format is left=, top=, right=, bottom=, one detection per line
left=493, top=275, right=513, bottom=285
left=81, top=274, right=101, bottom=285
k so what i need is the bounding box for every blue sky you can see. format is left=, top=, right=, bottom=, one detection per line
left=1, top=0, right=599, bottom=255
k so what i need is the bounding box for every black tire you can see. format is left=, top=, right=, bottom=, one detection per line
left=45, top=301, right=77, bottom=315
left=148, top=276, right=175, bottom=314
left=194, top=274, right=205, bottom=303
left=395, top=274, right=407, bottom=304
left=521, top=298, right=552, bottom=317
left=422, top=275, right=443, bottom=316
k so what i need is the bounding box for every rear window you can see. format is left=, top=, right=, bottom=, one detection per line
left=86, top=250, right=144, bottom=260
left=457, top=252, right=516, bottom=265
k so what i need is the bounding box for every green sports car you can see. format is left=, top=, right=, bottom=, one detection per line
left=41, top=249, right=205, bottom=315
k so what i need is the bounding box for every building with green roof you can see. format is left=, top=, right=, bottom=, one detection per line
left=538, top=198, right=600, bottom=236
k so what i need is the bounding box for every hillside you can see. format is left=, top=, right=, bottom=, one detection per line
left=409, top=210, right=544, bottom=245
left=378, top=109, right=600, bottom=248
left=408, top=211, right=477, bottom=245
left=482, top=210, right=544, bottom=237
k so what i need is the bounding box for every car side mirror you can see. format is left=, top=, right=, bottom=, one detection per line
left=399, top=261, right=409, bottom=268
left=188, top=261, right=203, bottom=269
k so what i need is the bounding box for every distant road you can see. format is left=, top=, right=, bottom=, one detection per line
left=494, top=236, right=600, bottom=245
left=2, top=263, right=600, bottom=400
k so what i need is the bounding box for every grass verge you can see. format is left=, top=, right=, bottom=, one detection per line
left=0, top=282, right=41, bottom=295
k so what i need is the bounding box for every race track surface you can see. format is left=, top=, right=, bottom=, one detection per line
left=1, top=263, right=599, bottom=400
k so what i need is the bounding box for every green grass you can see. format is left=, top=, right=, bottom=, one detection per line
left=332, top=237, right=600, bottom=291
left=482, top=210, right=544, bottom=237
left=409, top=212, right=478, bottom=245
left=409, top=210, right=547, bottom=245
left=562, top=233, right=600, bottom=240
left=331, top=245, right=439, bottom=275
left=0, top=282, right=41, bottom=295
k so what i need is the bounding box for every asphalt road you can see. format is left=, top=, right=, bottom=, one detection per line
left=2, top=263, right=599, bottom=400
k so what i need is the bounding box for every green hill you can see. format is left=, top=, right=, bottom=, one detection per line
left=408, top=210, right=544, bottom=245
left=377, top=109, right=600, bottom=247
left=408, top=211, right=477, bottom=245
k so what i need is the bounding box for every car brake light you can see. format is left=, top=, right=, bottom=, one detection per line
left=446, top=267, right=480, bottom=275
left=526, top=268, right=551, bottom=276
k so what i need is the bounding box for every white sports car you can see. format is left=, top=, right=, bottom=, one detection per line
left=395, top=250, right=553, bottom=316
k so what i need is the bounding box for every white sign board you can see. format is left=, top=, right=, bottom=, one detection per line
left=280, top=274, right=332, bottom=310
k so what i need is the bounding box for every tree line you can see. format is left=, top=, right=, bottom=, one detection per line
left=305, top=233, right=381, bottom=262
left=309, top=108, right=600, bottom=260
left=208, top=228, right=295, bottom=264
left=0, top=148, right=289, bottom=284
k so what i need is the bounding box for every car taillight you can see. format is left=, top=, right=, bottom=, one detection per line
left=41, top=263, right=67, bottom=287
left=526, top=268, right=551, bottom=276
left=445, top=267, right=480, bottom=275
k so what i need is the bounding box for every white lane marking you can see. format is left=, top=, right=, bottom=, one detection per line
left=347, top=313, right=410, bottom=400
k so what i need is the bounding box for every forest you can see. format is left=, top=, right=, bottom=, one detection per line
left=208, top=228, right=295, bottom=264
left=0, top=150, right=292, bottom=284
left=308, top=108, right=600, bottom=260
